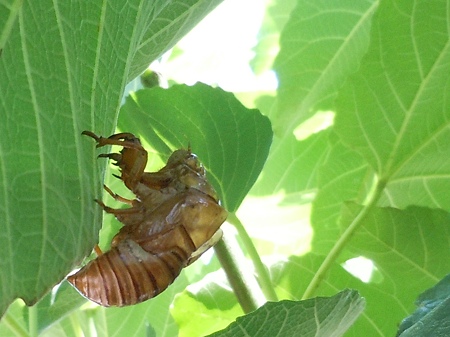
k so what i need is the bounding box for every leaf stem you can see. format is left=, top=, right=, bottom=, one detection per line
left=28, top=305, right=37, bottom=337
left=227, top=213, right=279, bottom=302
left=302, top=179, right=386, bottom=300
left=214, top=227, right=266, bottom=313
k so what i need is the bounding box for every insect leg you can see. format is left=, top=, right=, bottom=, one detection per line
left=83, top=131, right=149, bottom=191
left=94, top=244, right=103, bottom=256
left=95, top=199, right=141, bottom=215
left=98, top=152, right=122, bottom=163
left=95, top=198, right=145, bottom=227
left=103, top=184, right=135, bottom=206
left=82, top=131, right=144, bottom=151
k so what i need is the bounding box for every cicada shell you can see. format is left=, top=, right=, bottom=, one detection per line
left=67, top=131, right=227, bottom=306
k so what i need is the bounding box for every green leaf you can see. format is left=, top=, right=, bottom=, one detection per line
left=250, top=0, right=296, bottom=75
left=127, top=0, right=222, bottom=81
left=0, top=0, right=224, bottom=317
left=252, top=0, right=378, bottom=217
left=397, top=274, right=450, bottom=336
left=271, top=251, right=442, bottom=337
left=399, top=296, right=450, bottom=337
left=334, top=0, right=450, bottom=209
left=273, top=0, right=377, bottom=132
left=289, top=204, right=450, bottom=336
left=0, top=0, right=21, bottom=51
left=310, top=2, right=450, bottom=322
left=340, top=204, right=450, bottom=280
left=119, top=83, right=273, bottom=212
left=206, top=289, right=365, bottom=337
left=311, top=133, right=372, bottom=254
left=340, top=204, right=450, bottom=336
left=172, top=275, right=243, bottom=337
left=22, top=281, right=86, bottom=334
left=271, top=254, right=348, bottom=301
left=0, top=300, right=28, bottom=337
left=251, top=129, right=331, bottom=198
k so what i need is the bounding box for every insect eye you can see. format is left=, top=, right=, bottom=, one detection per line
left=185, top=154, right=200, bottom=169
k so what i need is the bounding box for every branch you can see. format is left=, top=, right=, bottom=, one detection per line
left=214, top=225, right=267, bottom=314
left=302, top=179, right=386, bottom=299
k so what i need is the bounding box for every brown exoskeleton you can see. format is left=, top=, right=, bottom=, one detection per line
left=67, top=131, right=227, bottom=306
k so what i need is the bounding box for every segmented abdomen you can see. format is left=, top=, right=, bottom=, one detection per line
left=68, top=235, right=194, bottom=306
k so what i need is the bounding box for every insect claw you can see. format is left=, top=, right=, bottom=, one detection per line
left=94, top=199, right=106, bottom=208
left=81, top=130, right=100, bottom=141
left=103, top=184, right=135, bottom=205
left=98, top=153, right=121, bottom=160
left=103, top=184, right=114, bottom=196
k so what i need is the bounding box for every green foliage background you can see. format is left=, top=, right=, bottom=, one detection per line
left=0, top=0, right=449, bottom=336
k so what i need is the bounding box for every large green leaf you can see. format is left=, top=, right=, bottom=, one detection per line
left=340, top=204, right=450, bottom=336
left=119, top=83, right=273, bottom=212
left=334, top=0, right=450, bottom=209
left=289, top=1, right=450, bottom=335
left=171, top=275, right=243, bottom=337
left=250, top=0, right=377, bottom=201
left=311, top=0, right=450, bottom=279
left=0, top=0, right=21, bottom=51
left=249, top=0, right=296, bottom=75
left=273, top=0, right=377, bottom=132
left=399, top=296, right=450, bottom=337
left=207, top=289, right=365, bottom=337
left=311, top=133, right=372, bottom=255
left=127, top=1, right=222, bottom=81
left=397, top=274, right=450, bottom=337
left=0, top=0, right=222, bottom=318
left=22, top=282, right=86, bottom=334
left=251, top=129, right=331, bottom=198
left=272, top=214, right=450, bottom=337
